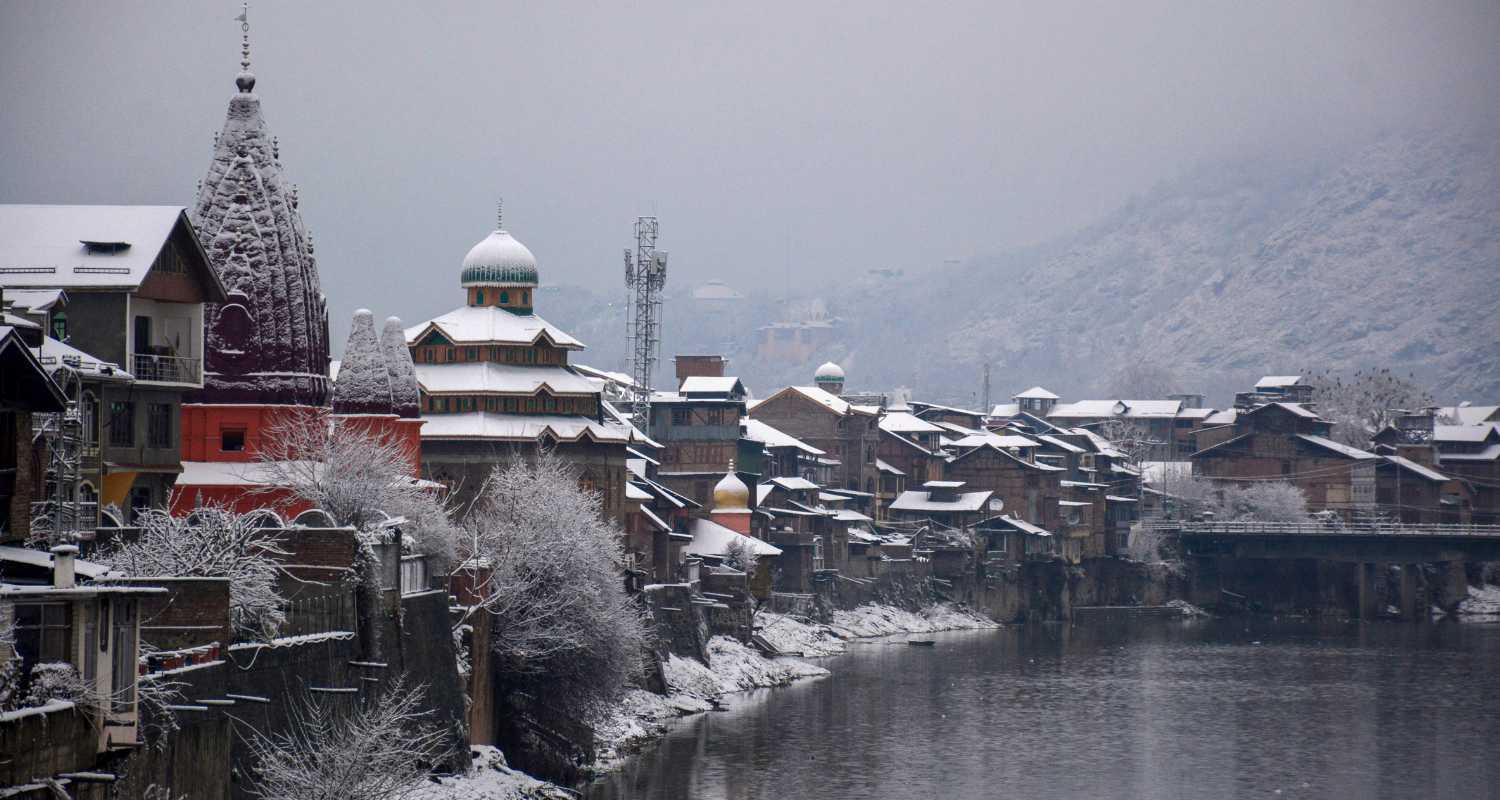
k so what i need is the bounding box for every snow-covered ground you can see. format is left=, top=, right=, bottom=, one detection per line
left=1457, top=583, right=1500, bottom=620
left=408, top=746, right=574, bottom=800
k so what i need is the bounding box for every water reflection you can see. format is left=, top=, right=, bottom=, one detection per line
left=586, top=620, right=1500, bottom=800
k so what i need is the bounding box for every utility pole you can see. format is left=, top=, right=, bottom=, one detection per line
left=981, top=362, right=992, bottom=418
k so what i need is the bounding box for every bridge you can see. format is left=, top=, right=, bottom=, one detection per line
left=1147, top=520, right=1500, bottom=620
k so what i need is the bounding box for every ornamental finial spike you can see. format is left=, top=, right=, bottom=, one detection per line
left=496, top=199, right=504, bottom=231
left=234, top=3, right=257, bottom=93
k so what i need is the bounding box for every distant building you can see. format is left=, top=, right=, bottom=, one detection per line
left=750, top=372, right=880, bottom=495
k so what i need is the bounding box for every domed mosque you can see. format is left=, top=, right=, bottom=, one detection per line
left=403, top=203, right=637, bottom=517
left=814, top=361, right=845, bottom=396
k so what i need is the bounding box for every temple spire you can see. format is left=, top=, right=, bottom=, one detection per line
left=235, top=3, right=256, bottom=93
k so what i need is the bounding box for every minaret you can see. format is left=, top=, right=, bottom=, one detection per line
left=189, top=3, right=331, bottom=406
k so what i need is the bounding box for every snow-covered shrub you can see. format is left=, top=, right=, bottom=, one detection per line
left=258, top=411, right=460, bottom=568
left=13, top=662, right=90, bottom=710
left=462, top=454, right=650, bottom=718
left=1217, top=481, right=1310, bottom=523
left=240, top=677, right=450, bottom=800
left=96, top=507, right=288, bottom=640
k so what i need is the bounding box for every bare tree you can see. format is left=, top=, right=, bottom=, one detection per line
left=461, top=454, right=649, bottom=717
left=95, top=507, right=288, bottom=640
left=1096, top=417, right=1158, bottom=466
left=239, top=678, right=450, bottom=800
left=1108, top=359, right=1179, bottom=399
left=1303, top=368, right=1433, bottom=448
left=256, top=410, right=459, bottom=566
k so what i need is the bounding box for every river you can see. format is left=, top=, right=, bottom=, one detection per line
left=585, top=618, right=1500, bottom=799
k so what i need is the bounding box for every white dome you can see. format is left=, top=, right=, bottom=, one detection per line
left=461, top=230, right=538, bottom=286
left=815, top=361, right=845, bottom=381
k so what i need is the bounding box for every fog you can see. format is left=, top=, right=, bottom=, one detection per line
left=2, top=0, right=1496, bottom=352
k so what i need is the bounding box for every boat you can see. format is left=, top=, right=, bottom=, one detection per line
left=907, top=639, right=935, bottom=647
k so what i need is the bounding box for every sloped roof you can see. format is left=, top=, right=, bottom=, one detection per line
left=1434, top=424, right=1499, bottom=444
left=988, top=403, right=1020, bottom=418
left=758, top=385, right=850, bottom=416
left=679, top=376, right=746, bottom=397
left=1256, top=375, right=1304, bottom=389
left=1295, top=434, right=1377, bottom=460
left=0, top=327, right=66, bottom=412
left=768, top=476, right=819, bottom=492
left=876, top=458, right=905, bottom=475
left=1437, top=405, right=1500, bottom=426
left=890, top=488, right=993, bottom=513
left=414, top=362, right=598, bottom=395
left=1014, top=386, right=1059, bottom=400
left=417, top=412, right=629, bottom=443
left=0, top=205, right=216, bottom=292
left=33, top=335, right=132, bottom=381
left=406, top=305, right=583, bottom=349
left=1380, top=455, right=1449, bottom=482
left=742, top=418, right=825, bottom=455
left=1248, top=401, right=1322, bottom=420
left=1048, top=399, right=1181, bottom=419
left=880, top=411, right=944, bottom=435
left=685, top=518, right=782, bottom=557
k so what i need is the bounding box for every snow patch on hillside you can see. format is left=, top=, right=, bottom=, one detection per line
left=409, top=745, right=573, bottom=799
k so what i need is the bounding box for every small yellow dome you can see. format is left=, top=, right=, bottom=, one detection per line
left=712, top=466, right=750, bottom=511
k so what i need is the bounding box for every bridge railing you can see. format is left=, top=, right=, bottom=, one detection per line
left=1142, top=520, right=1500, bottom=538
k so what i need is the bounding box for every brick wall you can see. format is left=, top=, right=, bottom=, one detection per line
left=106, top=576, right=233, bottom=652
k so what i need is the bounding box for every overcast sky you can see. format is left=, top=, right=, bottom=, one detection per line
left=3, top=0, right=1496, bottom=352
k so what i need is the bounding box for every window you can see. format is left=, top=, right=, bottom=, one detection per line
left=108, top=401, right=135, bottom=447
left=111, top=600, right=137, bottom=712
left=221, top=427, right=247, bottom=452
left=50, top=312, right=67, bottom=341
left=522, top=290, right=530, bottom=305
left=672, top=408, right=692, bottom=426
left=13, top=603, right=72, bottom=666
left=80, top=392, right=98, bottom=446
left=147, top=403, right=173, bottom=448
left=467, top=347, right=478, bottom=360
left=475, top=289, right=485, bottom=304
left=500, top=291, right=510, bottom=304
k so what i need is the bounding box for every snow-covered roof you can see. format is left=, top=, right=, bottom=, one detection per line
left=1048, top=399, right=1182, bottom=419
left=637, top=504, right=672, bottom=532
left=406, top=305, right=583, bottom=349
left=1440, top=443, right=1500, bottom=462
left=984, top=515, right=1051, bottom=537
left=417, top=412, right=629, bottom=443
left=770, top=385, right=850, bottom=415
left=413, top=362, right=598, bottom=395
left=1037, top=434, right=1085, bottom=454
left=0, top=545, right=116, bottom=580
left=1203, top=409, right=1238, bottom=426
left=834, top=509, right=872, bottom=523
left=1437, top=405, right=1500, bottom=426
left=1380, top=455, right=1449, bottom=482
left=1251, top=402, right=1322, bottom=420
left=879, top=411, right=944, bottom=435
left=461, top=229, right=538, bottom=287
left=2, top=288, right=66, bottom=313
left=890, top=489, right=993, bottom=514
left=876, top=458, right=905, bottom=476
left=1014, top=386, right=1059, bottom=400
left=768, top=476, right=820, bottom=492
left=933, top=420, right=983, bottom=437
left=950, top=432, right=1041, bottom=450
left=1295, top=434, right=1377, bottom=460
left=851, top=404, right=882, bottom=415
left=678, top=376, right=744, bottom=397
left=1434, top=424, right=1499, bottom=444
left=988, top=403, right=1020, bottom=418
left=0, top=205, right=206, bottom=290
left=571, top=363, right=640, bottom=390
left=685, top=518, right=782, bottom=558
left=32, top=336, right=132, bottom=380
left=692, top=280, right=744, bottom=300
left=1175, top=407, right=1216, bottom=420
left=924, top=480, right=966, bottom=489
left=626, top=482, right=652, bottom=501
left=741, top=418, right=824, bottom=455
left=1255, top=375, right=1304, bottom=389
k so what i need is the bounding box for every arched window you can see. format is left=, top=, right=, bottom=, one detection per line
left=500, top=291, right=510, bottom=304
left=522, top=290, right=530, bottom=305
left=475, top=289, right=485, bottom=304
left=50, top=312, right=67, bottom=341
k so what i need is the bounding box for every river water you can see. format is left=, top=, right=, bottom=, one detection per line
left=585, top=619, right=1500, bottom=800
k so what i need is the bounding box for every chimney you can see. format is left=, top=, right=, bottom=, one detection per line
left=675, top=355, right=727, bottom=385
left=51, top=544, right=78, bottom=589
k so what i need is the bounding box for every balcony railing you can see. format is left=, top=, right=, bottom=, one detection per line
left=132, top=353, right=201, bottom=384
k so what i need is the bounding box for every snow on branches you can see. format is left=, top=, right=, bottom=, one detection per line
left=239, top=677, right=451, bottom=800
left=95, top=507, right=289, bottom=640
left=256, top=410, right=458, bottom=564
left=460, top=454, right=649, bottom=716
left=1303, top=367, right=1433, bottom=448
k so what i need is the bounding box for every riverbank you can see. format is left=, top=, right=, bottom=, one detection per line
left=588, top=602, right=997, bottom=771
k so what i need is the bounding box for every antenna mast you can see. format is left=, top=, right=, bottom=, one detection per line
left=624, top=216, right=667, bottom=435
left=982, top=362, right=992, bottom=417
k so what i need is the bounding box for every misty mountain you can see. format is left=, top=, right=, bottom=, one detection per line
left=548, top=129, right=1499, bottom=406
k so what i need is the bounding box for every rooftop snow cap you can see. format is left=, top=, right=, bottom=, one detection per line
left=814, top=361, right=845, bottom=383
left=380, top=316, right=420, bottom=418
left=461, top=204, right=538, bottom=288
left=332, top=309, right=394, bottom=416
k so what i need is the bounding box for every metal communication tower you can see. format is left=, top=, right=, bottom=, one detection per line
left=623, top=217, right=667, bottom=435
left=32, top=362, right=89, bottom=543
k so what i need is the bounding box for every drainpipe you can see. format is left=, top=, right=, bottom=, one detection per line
left=51, top=544, right=78, bottom=589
